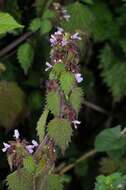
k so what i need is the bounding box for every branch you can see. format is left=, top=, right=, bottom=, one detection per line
left=0, top=32, right=34, bottom=58
left=83, top=100, right=109, bottom=115
left=59, top=149, right=96, bottom=175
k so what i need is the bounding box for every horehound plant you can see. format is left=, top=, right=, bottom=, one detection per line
left=2, top=28, right=83, bottom=190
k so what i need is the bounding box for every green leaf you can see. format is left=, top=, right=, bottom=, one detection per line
left=37, top=108, right=49, bottom=142
left=46, top=91, right=60, bottom=116
left=61, top=2, right=93, bottom=33
left=70, top=87, right=83, bottom=113
left=81, top=0, right=93, bottom=4
left=52, top=63, right=66, bottom=78
left=46, top=174, right=63, bottom=190
left=60, top=71, right=75, bottom=95
left=42, top=9, right=55, bottom=19
left=23, top=156, right=36, bottom=174
left=0, top=81, right=25, bottom=129
left=99, top=44, right=126, bottom=100
left=17, top=42, right=34, bottom=74
left=0, top=12, right=23, bottom=34
left=40, top=19, right=52, bottom=34
left=48, top=118, right=73, bottom=148
left=7, top=169, right=33, bottom=190
left=29, top=18, right=41, bottom=32
left=90, top=3, right=119, bottom=41
left=95, top=126, right=126, bottom=152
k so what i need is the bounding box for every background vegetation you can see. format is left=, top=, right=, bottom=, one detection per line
left=0, top=0, right=126, bottom=189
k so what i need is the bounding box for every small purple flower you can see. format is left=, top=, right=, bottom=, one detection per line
left=50, top=35, right=57, bottom=46
left=45, top=62, right=53, bottom=71
left=26, top=145, right=34, bottom=154
left=57, top=27, right=64, bottom=32
left=71, top=33, right=81, bottom=40
left=32, top=140, right=38, bottom=148
left=75, top=73, right=83, bottom=83
left=61, top=38, right=68, bottom=46
left=13, top=129, right=20, bottom=139
left=2, top=142, right=11, bottom=152
left=72, top=120, right=81, bottom=129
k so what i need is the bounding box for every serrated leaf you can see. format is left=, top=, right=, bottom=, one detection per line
left=52, top=63, right=66, bottom=78
left=99, top=44, right=126, bottom=100
left=70, top=87, right=83, bottom=113
left=60, top=71, right=75, bottom=95
left=29, top=18, right=41, bottom=32
left=7, top=169, right=33, bottom=190
left=48, top=118, right=73, bottom=148
left=0, top=12, right=23, bottom=34
left=46, top=91, right=60, bottom=116
left=47, top=174, right=63, bottom=190
left=0, top=81, right=25, bottom=129
left=37, top=108, right=49, bottom=142
left=95, top=126, right=126, bottom=152
left=61, top=2, right=93, bottom=33
left=17, top=42, right=34, bottom=74
left=40, top=19, right=52, bottom=34
left=23, top=156, right=36, bottom=174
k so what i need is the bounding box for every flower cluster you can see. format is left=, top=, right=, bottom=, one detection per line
left=2, top=130, right=38, bottom=169
left=46, top=28, right=83, bottom=83
left=53, top=3, right=70, bottom=21
left=45, top=28, right=83, bottom=129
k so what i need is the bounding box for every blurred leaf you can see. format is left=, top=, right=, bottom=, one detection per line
left=0, top=12, right=23, bottom=34
left=28, top=91, right=42, bottom=111
left=95, top=126, right=126, bottom=152
left=42, top=9, right=55, bottom=19
left=0, top=81, right=25, bottom=129
left=61, top=2, right=93, bottom=34
left=75, top=160, right=89, bottom=177
left=81, top=0, right=93, bottom=4
left=29, top=18, right=41, bottom=32
left=40, top=19, right=52, bottom=35
left=17, top=42, right=34, bottom=74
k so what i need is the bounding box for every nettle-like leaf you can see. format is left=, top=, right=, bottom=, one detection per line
left=0, top=12, right=23, bottom=35
left=47, top=118, right=73, bottom=148
left=61, top=2, right=93, bottom=34
left=7, top=169, right=33, bottom=190
left=0, top=81, right=25, bottom=129
left=23, top=156, right=36, bottom=174
left=95, top=126, right=126, bottom=152
left=17, top=42, right=34, bottom=74
left=69, top=87, right=83, bottom=113
left=46, top=174, right=63, bottom=190
left=99, top=44, right=126, bottom=100
left=52, top=63, right=66, bottom=78
left=37, top=108, right=49, bottom=142
left=60, top=71, right=75, bottom=96
left=46, top=91, right=60, bottom=116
